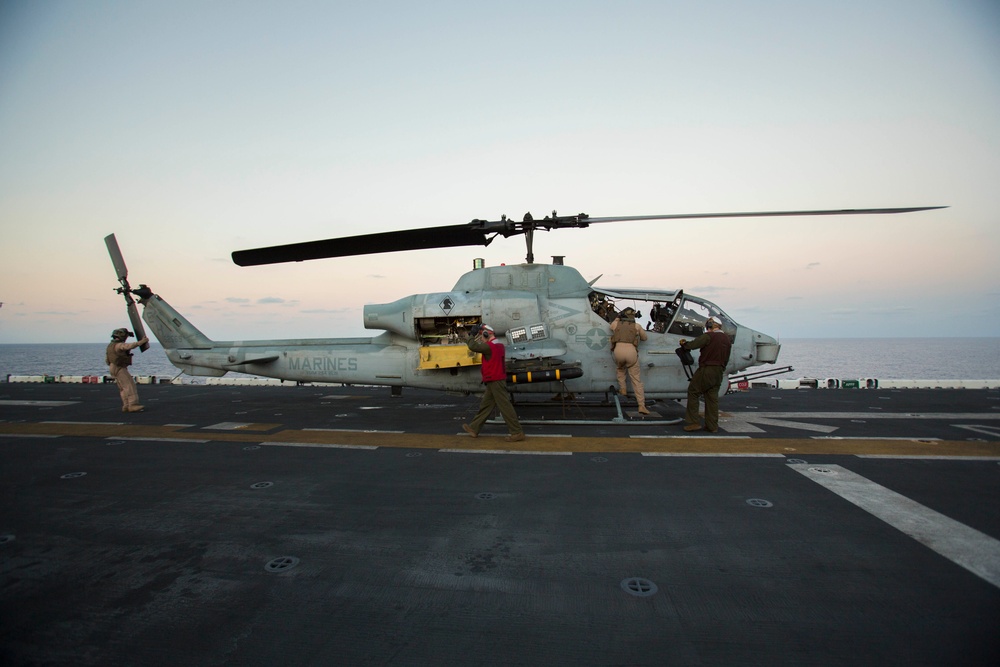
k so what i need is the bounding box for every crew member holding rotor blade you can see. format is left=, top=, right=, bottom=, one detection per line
left=106, top=328, right=149, bottom=413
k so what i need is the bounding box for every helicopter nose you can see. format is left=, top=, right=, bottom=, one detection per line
left=752, top=330, right=781, bottom=364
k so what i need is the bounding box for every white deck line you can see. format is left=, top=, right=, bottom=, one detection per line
left=106, top=436, right=211, bottom=443
left=790, top=463, right=1000, bottom=590
left=642, top=452, right=784, bottom=457
left=260, top=442, right=378, bottom=450
left=444, top=449, right=572, bottom=456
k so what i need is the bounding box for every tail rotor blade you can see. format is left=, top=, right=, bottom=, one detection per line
left=126, top=301, right=149, bottom=352
left=106, top=233, right=149, bottom=352
left=104, top=234, right=129, bottom=282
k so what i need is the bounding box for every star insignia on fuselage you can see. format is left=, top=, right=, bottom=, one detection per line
left=581, top=328, right=609, bottom=350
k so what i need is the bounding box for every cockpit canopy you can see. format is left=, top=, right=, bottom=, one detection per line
left=589, top=287, right=736, bottom=339
left=667, top=295, right=736, bottom=339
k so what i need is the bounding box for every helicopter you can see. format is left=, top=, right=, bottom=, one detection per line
left=106, top=206, right=944, bottom=406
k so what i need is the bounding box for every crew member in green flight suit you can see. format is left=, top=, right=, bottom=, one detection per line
left=679, top=317, right=732, bottom=432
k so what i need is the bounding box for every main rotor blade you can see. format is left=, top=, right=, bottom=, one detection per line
left=104, top=233, right=129, bottom=282
left=232, top=224, right=494, bottom=266
left=232, top=205, right=947, bottom=267
left=584, top=206, right=947, bottom=224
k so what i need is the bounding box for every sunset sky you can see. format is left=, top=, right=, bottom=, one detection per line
left=1, top=1, right=998, bottom=344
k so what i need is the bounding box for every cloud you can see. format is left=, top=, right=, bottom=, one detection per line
left=226, top=297, right=250, bottom=304
left=806, top=262, right=821, bottom=270
left=689, top=285, right=737, bottom=296
left=867, top=305, right=914, bottom=316
left=257, top=297, right=286, bottom=304
left=302, top=308, right=354, bottom=314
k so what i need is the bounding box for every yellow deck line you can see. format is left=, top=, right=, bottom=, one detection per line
left=2, top=421, right=999, bottom=456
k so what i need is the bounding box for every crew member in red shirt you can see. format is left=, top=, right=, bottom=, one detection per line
left=462, top=324, right=525, bottom=442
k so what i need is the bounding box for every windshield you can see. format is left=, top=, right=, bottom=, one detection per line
left=666, top=296, right=736, bottom=339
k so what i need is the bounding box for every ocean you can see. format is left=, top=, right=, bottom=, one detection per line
left=2, top=338, right=998, bottom=382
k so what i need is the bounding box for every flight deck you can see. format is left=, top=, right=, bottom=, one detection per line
left=1, top=383, right=998, bottom=666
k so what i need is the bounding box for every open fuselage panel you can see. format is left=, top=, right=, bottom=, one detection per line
left=414, top=314, right=483, bottom=369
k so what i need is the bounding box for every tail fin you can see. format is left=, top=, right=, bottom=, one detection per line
left=138, top=291, right=213, bottom=350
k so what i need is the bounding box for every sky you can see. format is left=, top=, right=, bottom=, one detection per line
left=1, top=0, right=998, bottom=343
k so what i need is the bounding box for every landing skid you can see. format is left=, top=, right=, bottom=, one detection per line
left=501, top=386, right=685, bottom=425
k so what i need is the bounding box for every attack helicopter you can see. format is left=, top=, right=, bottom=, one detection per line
left=106, top=206, right=943, bottom=404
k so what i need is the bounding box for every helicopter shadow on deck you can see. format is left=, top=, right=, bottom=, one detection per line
left=503, top=389, right=686, bottom=426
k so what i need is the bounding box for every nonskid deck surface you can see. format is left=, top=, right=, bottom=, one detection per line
left=3, top=382, right=1000, bottom=446
left=1, top=384, right=999, bottom=666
